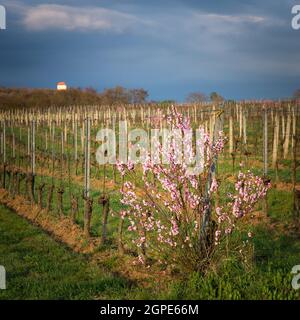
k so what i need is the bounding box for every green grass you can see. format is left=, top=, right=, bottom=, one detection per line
left=1, top=203, right=299, bottom=300
left=160, top=224, right=300, bottom=300
left=0, top=205, right=132, bottom=300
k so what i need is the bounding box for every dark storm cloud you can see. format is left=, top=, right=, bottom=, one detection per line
left=0, top=0, right=299, bottom=100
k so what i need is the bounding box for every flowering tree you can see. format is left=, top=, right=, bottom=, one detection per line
left=117, top=107, right=270, bottom=272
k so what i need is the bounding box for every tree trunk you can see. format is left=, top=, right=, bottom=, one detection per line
left=99, top=195, right=110, bottom=245
left=26, top=173, right=35, bottom=203
left=2, top=163, right=6, bottom=189
left=118, top=217, right=125, bottom=255
left=57, top=187, right=64, bottom=217
left=37, top=183, right=45, bottom=209
left=12, top=171, right=19, bottom=197
left=7, top=169, right=13, bottom=194
left=283, top=114, right=291, bottom=159
left=17, top=172, right=25, bottom=195
left=46, top=184, right=55, bottom=212
left=71, top=195, right=79, bottom=223
left=294, top=189, right=300, bottom=219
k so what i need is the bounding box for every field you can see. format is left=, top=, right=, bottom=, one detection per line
left=0, top=101, right=300, bottom=300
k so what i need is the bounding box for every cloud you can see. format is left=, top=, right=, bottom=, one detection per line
left=182, top=10, right=279, bottom=38
left=5, top=1, right=278, bottom=36
left=194, top=12, right=266, bottom=24
left=6, top=2, right=146, bottom=33
left=25, top=4, right=141, bottom=32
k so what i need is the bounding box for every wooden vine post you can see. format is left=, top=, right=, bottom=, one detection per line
left=2, top=121, right=6, bottom=189
left=229, top=107, right=237, bottom=173
left=65, top=119, right=78, bottom=222
left=292, top=135, right=300, bottom=219
left=74, top=116, right=78, bottom=175
left=27, top=127, right=30, bottom=157
left=46, top=121, right=55, bottom=212
left=229, top=111, right=233, bottom=155
left=272, top=112, right=280, bottom=185
left=9, top=127, right=17, bottom=197
left=283, top=112, right=291, bottom=159
left=12, top=131, right=15, bottom=160
left=83, top=117, right=93, bottom=238
left=37, top=125, right=46, bottom=211
left=263, top=108, right=269, bottom=216
left=16, top=128, right=23, bottom=196
left=57, top=131, right=65, bottom=217
left=30, top=119, right=36, bottom=202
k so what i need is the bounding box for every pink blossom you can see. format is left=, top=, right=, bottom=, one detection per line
left=117, top=107, right=270, bottom=268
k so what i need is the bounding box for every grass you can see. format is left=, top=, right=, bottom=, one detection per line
left=164, top=226, right=300, bottom=300
left=0, top=203, right=299, bottom=300
left=0, top=205, right=132, bottom=300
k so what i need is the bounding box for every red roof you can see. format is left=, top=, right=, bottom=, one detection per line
left=57, top=82, right=66, bottom=86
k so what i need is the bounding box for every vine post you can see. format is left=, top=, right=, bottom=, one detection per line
left=83, top=117, right=92, bottom=237
left=263, top=108, right=269, bottom=216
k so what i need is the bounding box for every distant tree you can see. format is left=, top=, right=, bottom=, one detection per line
left=186, top=92, right=207, bottom=103
left=128, top=88, right=149, bottom=104
left=101, top=86, right=130, bottom=105
left=0, top=85, right=150, bottom=109
left=85, top=87, right=98, bottom=95
left=210, top=92, right=224, bottom=103
left=0, top=87, right=103, bottom=109
left=293, top=89, right=300, bottom=100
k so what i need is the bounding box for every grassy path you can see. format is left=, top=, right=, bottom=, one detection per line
left=0, top=205, right=133, bottom=300
left=1, top=203, right=300, bottom=300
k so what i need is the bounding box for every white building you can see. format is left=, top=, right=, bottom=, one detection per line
left=57, top=82, right=67, bottom=91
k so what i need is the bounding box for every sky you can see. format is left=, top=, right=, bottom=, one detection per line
left=0, top=0, right=300, bottom=101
